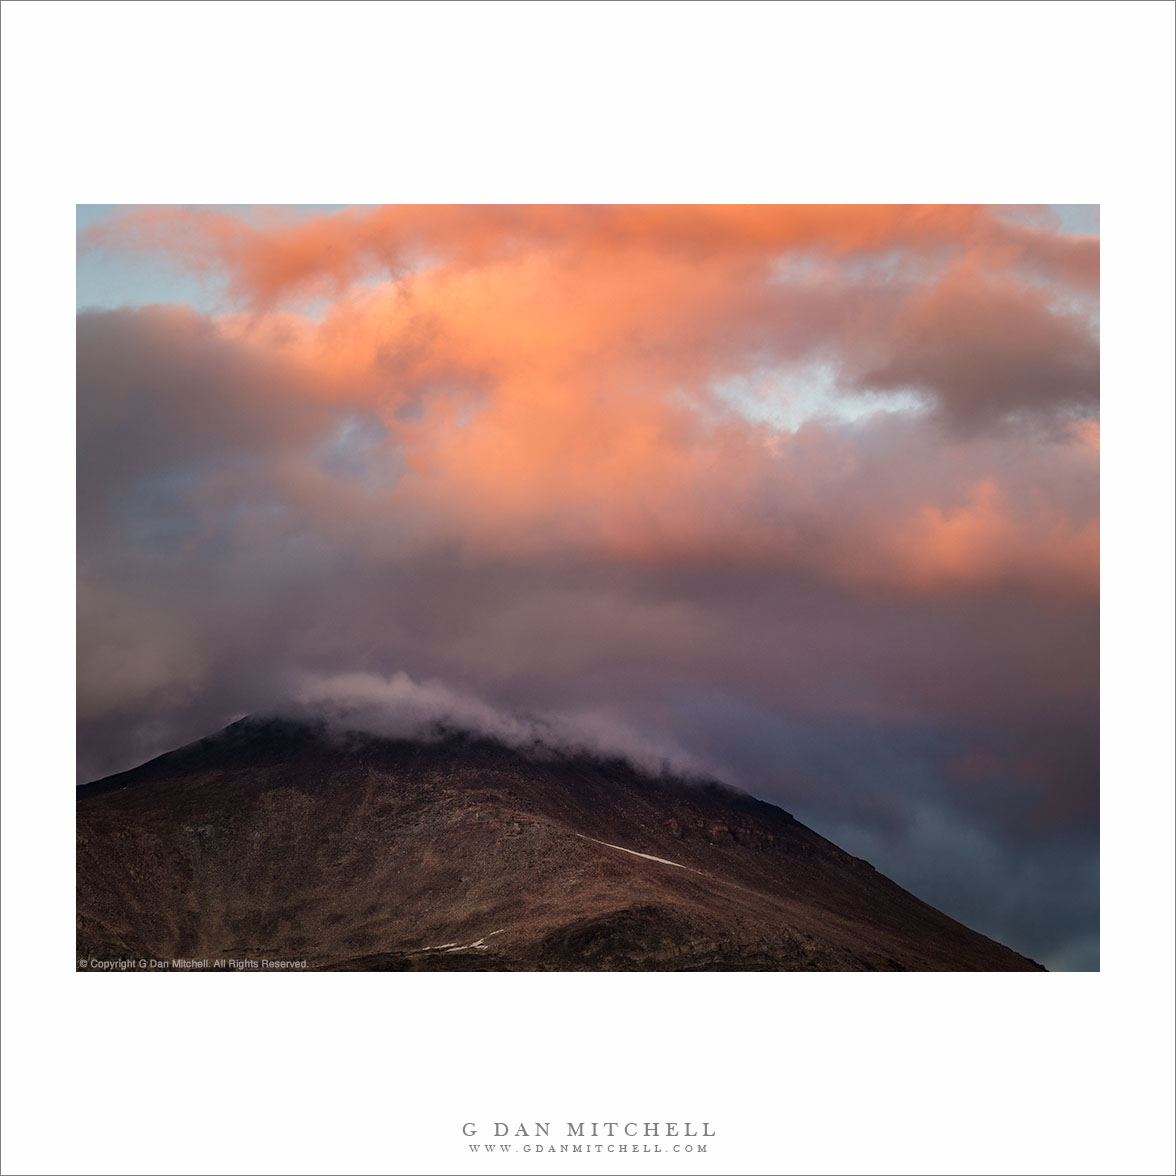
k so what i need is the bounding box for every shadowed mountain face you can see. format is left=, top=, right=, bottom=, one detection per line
left=76, top=717, right=1044, bottom=971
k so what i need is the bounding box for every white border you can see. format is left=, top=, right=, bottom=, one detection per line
left=3, top=3, right=1173, bottom=1174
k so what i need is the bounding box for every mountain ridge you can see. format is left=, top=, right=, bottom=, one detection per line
left=76, top=715, right=1045, bottom=971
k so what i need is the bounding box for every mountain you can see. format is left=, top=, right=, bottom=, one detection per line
left=76, top=717, right=1044, bottom=971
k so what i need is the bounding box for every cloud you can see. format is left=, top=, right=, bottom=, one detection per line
left=851, top=263, right=1100, bottom=429
left=81, top=203, right=1098, bottom=308
left=76, top=263, right=1099, bottom=595
left=81, top=207, right=1100, bottom=435
left=286, top=670, right=714, bottom=779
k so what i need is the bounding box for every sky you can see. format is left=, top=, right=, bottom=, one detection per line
left=76, top=204, right=1100, bottom=970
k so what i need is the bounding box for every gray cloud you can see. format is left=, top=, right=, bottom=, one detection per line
left=850, top=274, right=1100, bottom=430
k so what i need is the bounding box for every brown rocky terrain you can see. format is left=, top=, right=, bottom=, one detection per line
left=76, top=717, right=1045, bottom=971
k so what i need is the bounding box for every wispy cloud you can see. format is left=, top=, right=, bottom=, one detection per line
left=288, top=670, right=714, bottom=779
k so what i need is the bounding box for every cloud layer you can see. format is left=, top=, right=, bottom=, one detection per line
left=77, top=204, right=1099, bottom=968
left=287, top=670, right=715, bottom=779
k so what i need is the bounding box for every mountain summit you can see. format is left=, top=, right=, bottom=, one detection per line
left=76, top=716, right=1043, bottom=971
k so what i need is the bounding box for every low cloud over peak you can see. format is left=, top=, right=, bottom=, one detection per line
left=284, top=671, right=715, bottom=781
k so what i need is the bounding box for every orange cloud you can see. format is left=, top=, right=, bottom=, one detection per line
left=882, top=479, right=1099, bottom=597
left=82, top=204, right=1097, bottom=307
left=80, top=206, right=1099, bottom=600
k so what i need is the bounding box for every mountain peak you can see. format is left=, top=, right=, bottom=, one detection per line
left=77, top=717, right=1043, bottom=971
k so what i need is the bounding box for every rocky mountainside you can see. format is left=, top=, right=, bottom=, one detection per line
left=76, top=717, right=1044, bottom=971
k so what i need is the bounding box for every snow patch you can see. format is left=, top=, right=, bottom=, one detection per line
left=421, top=929, right=506, bottom=953
left=575, top=834, right=704, bottom=875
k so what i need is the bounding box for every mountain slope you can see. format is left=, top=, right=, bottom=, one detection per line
left=76, top=717, right=1044, bottom=971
